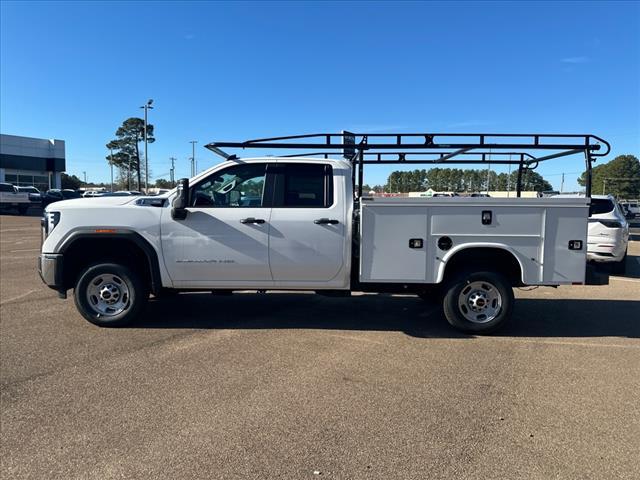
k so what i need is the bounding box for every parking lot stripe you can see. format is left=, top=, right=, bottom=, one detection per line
left=480, top=337, right=639, bottom=350
left=0, top=289, right=37, bottom=306
left=610, top=277, right=640, bottom=283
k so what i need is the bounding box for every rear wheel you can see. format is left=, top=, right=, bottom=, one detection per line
left=442, top=271, right=514, bottom=333
left=74, top=263, right=147, bottom=327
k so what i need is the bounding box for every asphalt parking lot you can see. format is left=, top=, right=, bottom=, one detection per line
left=1, top=213, right=639, bottom=480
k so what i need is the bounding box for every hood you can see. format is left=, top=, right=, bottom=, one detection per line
left=45, top=195, right=140, bottom=211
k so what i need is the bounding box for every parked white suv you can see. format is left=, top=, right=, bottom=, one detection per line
left=557, top=194, right=629, bottom=274
left=589, top=196, right=630, bottom=273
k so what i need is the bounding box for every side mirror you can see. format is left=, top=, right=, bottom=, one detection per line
left=171, top=178, right=189, bottom=220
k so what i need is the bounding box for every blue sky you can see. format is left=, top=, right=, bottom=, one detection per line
left=1, top=0, right=639, bottom=190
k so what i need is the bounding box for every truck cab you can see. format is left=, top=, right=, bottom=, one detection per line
left=161, top=158, right=351, bottom=289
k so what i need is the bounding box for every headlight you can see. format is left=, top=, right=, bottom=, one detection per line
left=42, top=211, right=61, bottom=237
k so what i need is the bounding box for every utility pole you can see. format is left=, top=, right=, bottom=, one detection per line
left=83, top=171, right=87, bottom=184
left=109, top=146, right=114, bottom=192
left=560, top=173, right=565, bottom=193
left=170, top=157, right=176, bottom=186
left=486, top=163, right=491, bottom=195
left=190, top=140, right=197, bottom=176
left=601, top=177, right=636, bottom=196
left=140, top=99, right=154, bottom=193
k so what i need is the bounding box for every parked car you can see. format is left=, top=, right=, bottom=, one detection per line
left=96, top=192, right=137, bottom=197
left=620, top=200, right=639, bottom=218
left=0, top=182, right=31, bottom=214
left=619, top=203, right=635, bottom=220
left=17, top=186, right=42, bottom=204
left=41, top=189, right=82, bottom=208
left=590, top=197, right=630, bottom=274
left=556, top=194, right=629, bottom=274
left=82, top=190, right=105, bottom=197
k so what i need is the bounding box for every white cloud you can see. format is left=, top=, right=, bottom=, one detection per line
left=561, top=56, right=590, bottom=64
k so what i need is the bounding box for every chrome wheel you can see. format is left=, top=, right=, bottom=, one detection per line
left=457, top=280, right=502, bottom=324
left=85, top=273, right=130, bottom=317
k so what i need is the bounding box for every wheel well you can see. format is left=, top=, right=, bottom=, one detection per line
left=61, top=236, right=157, bottom=292
left=442, top=247, right=523, bottom=286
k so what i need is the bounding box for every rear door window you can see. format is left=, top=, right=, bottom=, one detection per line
left=590, top=198, right=614, bottom=216
left=274, top=164, right=333, bottom=208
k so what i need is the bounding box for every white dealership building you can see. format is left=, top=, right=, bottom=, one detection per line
left=0, top=134, right=66, bottom=191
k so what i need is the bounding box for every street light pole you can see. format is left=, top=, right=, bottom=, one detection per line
left=190, top=140, right=197, bottom=176
left=109, top=147, right=114, bottom=192
left=170, top=157, right=176, bottom=186
left=140, top=99, right=154, bottom=193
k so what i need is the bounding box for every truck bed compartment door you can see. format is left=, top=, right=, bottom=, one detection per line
left=359, top=205, right=429, bottom=282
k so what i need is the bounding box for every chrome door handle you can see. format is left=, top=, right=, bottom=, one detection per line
left=240, top=217, right=265, bottom=224
left=314, top=218, right=339, bottom=225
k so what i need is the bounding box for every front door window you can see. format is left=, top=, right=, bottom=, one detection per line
left=191, top=164, right=266, bottom=208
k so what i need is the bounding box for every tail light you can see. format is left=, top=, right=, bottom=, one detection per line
left=598, top=220, right=622, bottom=228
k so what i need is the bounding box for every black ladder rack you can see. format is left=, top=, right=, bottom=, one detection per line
left=205, top=132, right=610, bottom=198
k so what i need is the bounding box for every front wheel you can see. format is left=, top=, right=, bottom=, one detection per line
left=442, top=271, right=514, bottom=334
left=74, top=263, right=147, bottom=327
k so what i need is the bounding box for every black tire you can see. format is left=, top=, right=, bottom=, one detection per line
left=74, top=263, right=148, bottom=327
left=611, top=251, right=627, bottom=275
left=442, top=271, right=514, bottom=334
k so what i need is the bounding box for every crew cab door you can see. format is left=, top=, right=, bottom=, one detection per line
left=161, top=162, right=274, bottom=287
left=268, top=162, right=348, bottom=285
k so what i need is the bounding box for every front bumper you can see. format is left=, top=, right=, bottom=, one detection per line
left=38, top=254, right=65, bottom=294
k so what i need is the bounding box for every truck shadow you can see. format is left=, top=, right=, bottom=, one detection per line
left=596, top=253, right=640, bottom=279
left=623, top=253, right=640, bottom=278
left=136, top=293, right=640, bottom=339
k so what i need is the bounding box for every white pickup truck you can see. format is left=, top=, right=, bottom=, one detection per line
left=38, top=132, right=610, bottom=333
left=0, top=182, right=31, bottom=214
